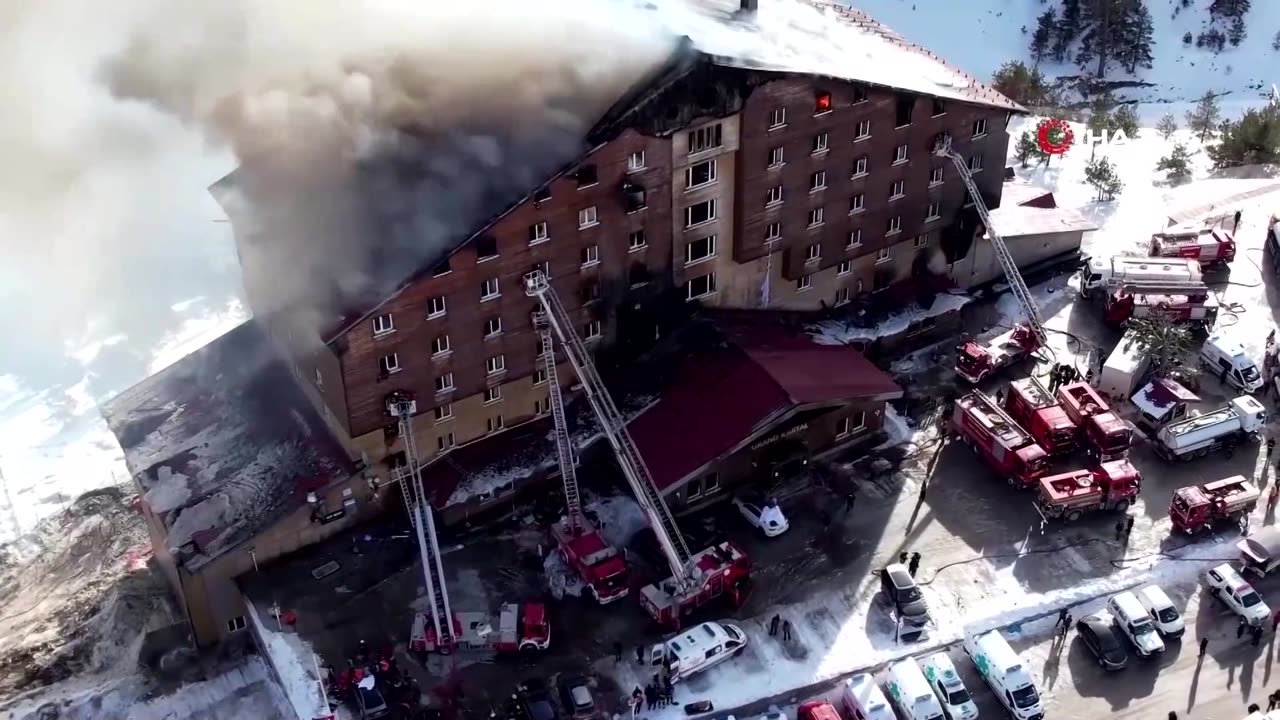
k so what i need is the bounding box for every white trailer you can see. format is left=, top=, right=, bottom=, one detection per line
left=1098, top=330, right=1150, bottom=401
left=1081, top=256, right=1202, bottom=297
left=1156, top=396, right=1267, bottom=461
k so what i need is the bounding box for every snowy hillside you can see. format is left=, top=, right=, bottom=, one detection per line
left=855, top=0, right=1280, bottom=110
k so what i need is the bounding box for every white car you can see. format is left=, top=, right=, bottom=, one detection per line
left=1205, top=563, right=1271, bottom=625
left=733, top=497, right=790, bottom=537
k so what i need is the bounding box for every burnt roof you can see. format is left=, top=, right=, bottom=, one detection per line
left=101, top=321, right=356, bottom=571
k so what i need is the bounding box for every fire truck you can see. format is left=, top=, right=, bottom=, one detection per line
left=954, top=325, right=1041, bottom=384
left=526, top=272, right=749, bottom=629
left=1033, top=461, right=1142, bottom=523
left=385, top=394, right=552, bottom=657
left=533, top=312, right=630, bottom=605
left=1056, top=382, right=1133, bottom=459
left=934, top=132, right=1049, bottom=387
left=1102, top=280, right=1218, bottom=328
left=1169, top=475, right=1260, bottom=535
left=1004, top=377, right=1077, bottom=455
left=1151, top=224, right=1236, bottom=268
left=410, top=601, right=550, bottom=654
left=951, top=391, right=1049, bottom=488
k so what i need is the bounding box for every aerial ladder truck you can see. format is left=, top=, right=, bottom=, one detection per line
left=525, top=272, right=749, bottom=628
left=535, top=312, right=630, bottom=604
left=391, top=392, right=551, bottom=655
left=936, top=136, right=1049, bottom=382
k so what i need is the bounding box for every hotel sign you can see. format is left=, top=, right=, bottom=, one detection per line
left=750, top=423, right=808, bottom=452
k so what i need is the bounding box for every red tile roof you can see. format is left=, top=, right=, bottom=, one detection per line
left=628, top=350, right=791, bottom=491
left=627, top=331, right=902, bottom=490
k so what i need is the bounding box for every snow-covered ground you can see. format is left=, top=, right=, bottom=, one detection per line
left=854, top=0, right=1280, bottom=109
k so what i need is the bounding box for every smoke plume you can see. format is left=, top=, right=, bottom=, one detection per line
left=106, top=0, right=676, bottom=333
left=0, top=0, right=674, bottom=401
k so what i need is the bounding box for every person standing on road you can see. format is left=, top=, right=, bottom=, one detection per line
left=1055, top=608, right=1068, bottom=629
left=1199, top=636, right=1209, bottom=657
left=1124, top=516, right=1135, bottom=537
left=1269, top=691, right=1280, bottom=711
left=1253, top=624, right=1264, bottom=647
left=636, top=645, right=645, bottom=664
left=644, top=684, right=656, bottom=711
left=769, top=614, right=780, bottom=636
left=845, top=492, right=857, bottom=514
left=1114, top=519, right=1125, bottom=541
left=1235, top=209, right=1243, bottom=230
left=899, top=551, right=910, bottom=565
left=782, top=620, right=793, bottom=642
left=908, top=553, right=922, bottom=577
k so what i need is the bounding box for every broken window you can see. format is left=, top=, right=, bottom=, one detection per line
left=431, top=257, right=451, bottom=276
left=581, top=280, right=601, bottom=303
left=814, top=91, right=833, bottom=114
left=629, top=263, right=651, bottom=287
left=576, top=165, right=598, bottom=188
left=475, top=235, right=498, bottom=260
left=931, top=98, right=946, bottom=117
left=624, top=183, right=647, bottom=212
left=895, top=96, right=913, bottom=127
left=533, top=187, right=551, bottom=204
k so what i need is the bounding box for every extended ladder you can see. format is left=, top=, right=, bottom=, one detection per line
left=389, top=397, right=454, bottom=650
left=535, top=313, right=583, bottom=529
left=935, top=136, right=1048, bottom=347
left=524, top=272, right=695, bottom=592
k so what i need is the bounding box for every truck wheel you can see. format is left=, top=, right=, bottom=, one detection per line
left=1196, top=448, right=1209, bottom=458
left=1066, top=510, right=1083, bottom=522
left=1114, top=500, right=1131, bottom=513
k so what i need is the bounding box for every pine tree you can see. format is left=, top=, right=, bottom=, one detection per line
left=1208, top=105, right=1280, bottom=168
left=1053, top=0, right=1084, bottom=61
left=1228, top=15, right=1246, bottom=46
left=1156, top=113, right=1178, bottom=139
left=1185, top=92, right=1222, bottom=142
left=1183, top=31, right=1193, bottom=46
left=1087, top=94, right=1116, bottom=137
left=1113, top=104, right=1139, bottom=137
left=1156, top=143, right=1193, bottom=183
left=1076, top=0, right=1131, bottom=78
left=1120, top=0, right=1156, bottom=72
left=1085, top=155, right=1124, bottom=200
left=1030, top=9, right=1057, bottom=63
left=991, top=61, right=1050, bottom=105
left=1015, top=130, right=1039, bottom=167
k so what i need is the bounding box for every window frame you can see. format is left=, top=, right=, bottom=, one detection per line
left=484, top=317, right=503, bottom=338
left=480, top=278, right=500, bottom=301
left=379, top=353, right=400, bottom=375
left=426, top=297, right=447, bottom=319
left=578, top=206, right=599, bottom=229
left=850, top=193, right=866, bottom=214
left=686, top=159, right=718, bottom=190
left=810, top=170, right=827, bottom=192
left=796, top=274, right=813, bottom=291
left=486, top=355, right=506, bottom=376
left=768, top=146, right=785, bottom=168
left=686, top=235, right=717, bottom=266
left=811, top=132, right=830, bottom=155
left=889, top=179, right=905, bottom=200
left=581, top=244, right=600, bottom=267
left=876, top=246, right=893, bottom=264
left=685, top=199, right=717, bottom=228
left=434, top=403, right=454, bottom=421
left=686, top=273, right=717, bottom=301
left=807, top=208, right=824, bottom=228
left=483, top=386, right=502, bottom=404
left=628, top=229, right=647, bottom=252
left=855, top=120, right=871, bottom=140
left=887, top=215, right=902, bottom=235
left=372, top=313, right=395, bottom=336
left=893, top=145, right=908, bottom=165
left=627, top=150, right=646, bottom=172
left=529, top=221, right=549, bottom=245
left=431, top=334, right=451, bottom=356
left=837, top=259, right=851, bottom=276
left=853, top=156, right=868, bottom=178
left=435, top=372, right=455, bottom=393
left=768, top=107, right=787, bottom=129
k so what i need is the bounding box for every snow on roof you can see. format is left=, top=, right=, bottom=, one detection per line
left=654, top=0, right=1021, bottom=111
left=987, top=205, right=1098, bottom=238
left=999, top=180, right=1056, bottom=208
left=101, top=321, right=355, bottom=569
left=807, top=292, right=971, bottom=344
left=1131, top=378, right=1199, bottom=419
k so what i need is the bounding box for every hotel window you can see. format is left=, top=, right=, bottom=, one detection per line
left=581, top=245, right=600, bottom=267
left=437, top=433, right=455, bottom=451
left=850, top=194, right=865, bottom=214
left=434, top=404, right=453, bottom=421
left=814, top=91, right=833, bottom=114
left=533, top=368, right=548, bottom=386
left=768, top=107, right=786, bottom=128
left=887, top=216, right=902, bottom=235
left=835, top=287, right=850, bottom=306
left=627, top=151, right=646, bottom=172
left=686, top=235, right=716, bottom=265
left=688, top=123, right=723, bottom=154
left=766, top=222, right=782, bottom=243
left=528, top=221, right=549, bottom=245
left=768, top=147, right=784, bottom=168
left=926, top=202, right=941, bottom=221
left=893, top=145, right=908, bottom=164
left=379, top=353, right=400, bottom=375
left=796, top=274, right=812, bottom=291
left=766, top=185, right=783, bottom=206
left=876, top=247, right=893, bottom=264
left=855, top=120, right=870, bottom=140
left=486, top=355, right=506, bottom=375
left=426, top=297, right=446, bottom=318
left=431, top=335, right=450, bottom=356
left=372, top=313, right=394, bottom=336
left=686, top=273, right=717, bottom=301
left=853, top=156, right=868, bottom=178
left=807, top=208, right=824, bottom=227
left=889, top=180, right=904, bottom=200
left=487, top=415, right=505, bottom=433
left=578, top=206, right=599, bottom=229
left=811, top=132, right=829, bottom=154
left=575, top=165, right=598, bottom=188
left=969, top=154, right=984, bottom=172
left=481, top=278, right=500, bottom=301
left=972, top=118, right=988, bottom=138
left=484, top=387, right=502, bottom=404
left=628, top=229, right=647, bottom=251
left=930, top=166, right=944, bottom=186
left=805, top=243, right=821, bottom=262
left=484, top=317, right=502, bottom=338
left=847, top=229, right=862, bottom=248
left=435, top=373, right=455, bottom=393
left=685, top=199, right=716, bottom=228
left=837, top=260, right=851, bottom=276
left=810, top=171, right=827, bottom=192
left=584, top=320, right=602, bottom=340
left=686, top=159, right=717, bottom=189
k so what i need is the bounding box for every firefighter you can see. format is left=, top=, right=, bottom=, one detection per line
left=1269, top=484, right=1279, bottom=513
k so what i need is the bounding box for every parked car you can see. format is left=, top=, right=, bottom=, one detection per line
left=795, top=701, right=838, bottom=720
left=879, top=564, right=929, bottom=626
left=1137, top=584, right=1185, bottom=638
left=733, top=496, right=790, bottom=537
left=1076, top=615, right=1128, bottom=671
left=519, top=679, right=559, bottom=720
left=1205, top=563, right=1271, bottom=625
left=557, top=676, right=596, bottom=720
left=355, top=683, right=390, bottom=719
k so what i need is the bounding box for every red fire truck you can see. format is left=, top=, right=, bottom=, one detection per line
left=1056, top=382, right=1133, bottom=459
left=410, top=602, right=550, bottom=654
left=550, top=520, right=629, bottom=604
left=951, top=391, right=1049, bottom=488
left=1151, top=225, right=1236, bottom=268
left=954, top=325, right=1040, bottom=383
left=1169, top=475, right=1260, bottom=535
left=1102, top=281, right=1218, bottom=328
left=1004, top=377, right=1077, bottom=455
left=1034, top=461, right=1142, bottom=523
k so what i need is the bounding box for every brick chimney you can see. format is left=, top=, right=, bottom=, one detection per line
left=741, top=0, right=759, bottom=10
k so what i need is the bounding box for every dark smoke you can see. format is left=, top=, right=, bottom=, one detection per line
left=105, top=0, right=676, bottom=336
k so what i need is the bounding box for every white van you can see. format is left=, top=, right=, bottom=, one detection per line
left=885, top=659, right=944, bottom=720
left=1106, top=591, right=1165, bottom=657
left=921, top=653, right=979, bottom=720
left=1201, top=331, right=1263, bottom=393
left=963, top=630, right=1044, bottom=720
left=1137, top=584, right=1185, bottom=639
left=841, top=674, right=895, bottom=720
left=647, top=621, right=747, bottom=683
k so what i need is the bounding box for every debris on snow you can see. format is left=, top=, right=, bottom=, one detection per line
left=543, top=551, right=585, bottom=600
left=874, top=406, right=916, bottom=451
left=165, top=492, right=234, bottom=553
left=247, top=603, right=331, bottom=720
left=808, top=293, right=971, bottom=345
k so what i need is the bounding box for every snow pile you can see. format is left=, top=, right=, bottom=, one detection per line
left=874, top=406, right=916, bottom=451
left=246, top=602, right=330, bottom=720
left=143, top=466, right=191, bottom=513
left=808, top=293, right=971, bottom=345
left=543, top=551, right=585, bottom=600
left=587, top=495, right=648, bottom=549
